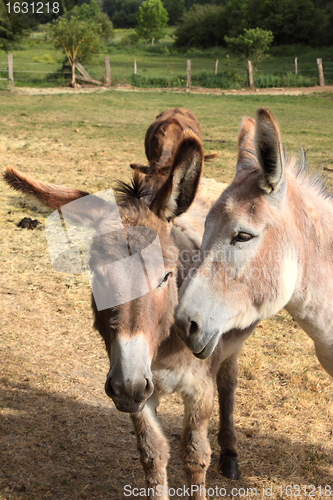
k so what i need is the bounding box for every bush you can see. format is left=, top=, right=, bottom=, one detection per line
left=225, top=28, right=274, bottom=70
left=130, top=74, right=175, bottom=87
left=130, top=69, right=244, bottom=89
left=129, top=69, right=317, bottom=90
left=191, top=70, right=243, bottom=89
left=254, top=73, right=317, bottom=87
left=119, top=33, right=140, bottom=47
left=175, top=4, right=223, bottom=48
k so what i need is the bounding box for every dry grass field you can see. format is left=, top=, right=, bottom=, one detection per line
left=1, top=89, right=333, bottom=500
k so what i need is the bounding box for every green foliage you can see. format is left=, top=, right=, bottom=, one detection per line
left=191, top=70, right=243, bottom=88
left=51, top=17, right=102, bottom=64
left=119, top=32, right=140, bottom=47
left=102, top=0, right=142, bottom=29
left=224, top=28, right=273, bottom=70
left=162, top=0, right=185, bottom=25
left=174, top=0, right=331, bottom=48
left=218, top=0, right=250, bottom=39
left=0, top=0, right=26, bottom=52
left=254, top=73, right=317, bottom=88
left=102, top=0, right=183, bottom=29
left=175, top=4, right=223, bottom=48
left=51, top=16, right=102, bottom=85
left=321, top=2, right=333, bottom=45
left=130, top=68, right=244, bottom=89
left=68, top=0, right=114, bottom=40
left=246, top=0, right=324, bottom=46
left=136, top=0, right=169, bottom=44
left=101, top=0, right=332, bottom=44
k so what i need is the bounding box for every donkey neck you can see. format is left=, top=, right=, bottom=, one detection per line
left=284, top=168, right=333, bottom=343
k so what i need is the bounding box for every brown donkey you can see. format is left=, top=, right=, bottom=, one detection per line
left=176, top=108, right=333, bottom=421
left=130, top=107, right=217, bottom=189
left=4, top=132, right=254, bottom=498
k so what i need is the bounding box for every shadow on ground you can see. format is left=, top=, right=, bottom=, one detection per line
left=1, top=377, right=332, bottom=500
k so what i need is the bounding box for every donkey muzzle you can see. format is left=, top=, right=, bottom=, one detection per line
left=175, top=309, right=220, bottom=359
left=105, top=372, right=154, bottom=413
left=174, top=312, right=204, bottom=350
left=105, top=335, right=154, bottom=413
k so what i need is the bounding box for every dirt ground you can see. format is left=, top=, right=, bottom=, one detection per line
left=1, top=92, right=333, bottom=500
left=13, top=84, right=333, bottom=97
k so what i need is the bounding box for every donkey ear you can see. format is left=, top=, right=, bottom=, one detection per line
left=130, top=164, right=149, bottom=174
left=150, top=130, right=203, bottom=221
left=255, top=107, right=285, bottom=194
left=237, top=116, right=256, bottom=170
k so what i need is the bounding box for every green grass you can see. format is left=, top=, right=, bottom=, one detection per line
left=1, top=30, right=333, bottom=89
left=0, top=90, right=332, bottom=185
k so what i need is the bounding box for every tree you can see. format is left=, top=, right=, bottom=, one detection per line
left=0, top=0, right=29, bottom=51
left=247, top=0, right=323, bottom=45
left=51, top=17, right=102, bottom=87
left=0, top=0, right=77, bottom=50
left=136, top=0, right=168, bottom=45
left=69, top=0, right=114, bottom=41
left=102, top=0, right=142, bottom=28
left=163, top=0, right=185, bottom=26
left=217, top=0, right=250, bottom=42
left=175, top=4, right=222, bottom=48
left=224, top=28, right=273, bottom=70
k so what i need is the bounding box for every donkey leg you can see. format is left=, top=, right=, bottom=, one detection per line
left=314, top=342, right=333, bottom=378
left=217, top=354, right=240, bottom=480
left=131, top=396, right=170, bottom=500
left=180, top=382, right=215, bottom=500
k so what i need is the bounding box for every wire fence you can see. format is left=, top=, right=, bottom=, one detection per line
left=1, top=54, right=333, bottom=91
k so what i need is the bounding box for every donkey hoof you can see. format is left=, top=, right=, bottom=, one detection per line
left=219, top=458, right=240, bottom=479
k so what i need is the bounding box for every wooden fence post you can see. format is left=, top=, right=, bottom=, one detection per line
left=295, top=57, right=298, bottom=76
left=247, top=60, right=254, bottom=88
left=317, top=58, right=325, bottom=86
left=105, top=56, right=111, bottom=86
left=215, top=59, right=218, bottom=75
left=186, top=59, right=191, bottom=91
left=134, top=58, right=137, bottom=75
left=8, top=53, right=14, bottom=92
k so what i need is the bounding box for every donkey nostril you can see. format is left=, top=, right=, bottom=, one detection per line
left=189, top=320, right=200, bottom=337
left=144, top=377, right=154, bottom=397
left=105, top=377, right=115, bottom=399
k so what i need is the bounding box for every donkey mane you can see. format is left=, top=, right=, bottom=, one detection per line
left=114, top=172, right=154, bottom=205
left=243, top=144, right=332, bottom=203
left=290, top=151, right=333, bottom=202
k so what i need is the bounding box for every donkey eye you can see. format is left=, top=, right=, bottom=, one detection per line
left=158, top=271, right=173, bottom=287
left=232, top=232, right=254, bottom=244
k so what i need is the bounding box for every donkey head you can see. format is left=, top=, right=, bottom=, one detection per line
left=176, top=108, right=297, bottom=359
left=94, top=131, right=203, bottom=412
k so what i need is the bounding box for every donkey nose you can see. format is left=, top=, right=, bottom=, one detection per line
left=189, top=318, right=202, bottom=337
left=105, top=374, right=154, bottom=404
left=175, top=314, right=202, bottom=339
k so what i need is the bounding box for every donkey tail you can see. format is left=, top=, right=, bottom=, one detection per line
left=204, top=152, right=219, bottom=162
left=3, top=166, right=89, bottom=209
